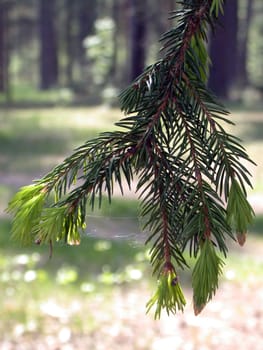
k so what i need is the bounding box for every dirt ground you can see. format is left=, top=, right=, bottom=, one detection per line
left=1, top=279, right=263, bottom=350
left=1, top=226, right=263, bottom=350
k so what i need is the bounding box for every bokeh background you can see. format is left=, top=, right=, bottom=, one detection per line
left=0, top=1, right=262, bottom=349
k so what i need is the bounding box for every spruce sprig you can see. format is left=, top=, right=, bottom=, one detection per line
left=192, top=239, right=225, bottom=315
left=226, top=178, right=255, bottom=246
left=7, top=184, right=47, bottom=245
left=7, top=0, right=255, bottom=317
left=146, top=265, right=186, bottom=319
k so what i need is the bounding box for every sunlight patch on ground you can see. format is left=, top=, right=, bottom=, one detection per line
left=15, top=106, right=123, bottom=130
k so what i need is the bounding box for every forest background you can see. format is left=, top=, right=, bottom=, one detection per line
left=0, top=0, right=262, bottom=105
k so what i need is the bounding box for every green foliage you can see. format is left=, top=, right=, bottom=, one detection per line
left=8, top=184, right=47, bottom=244
left=146, top=267, right=186, bottom=319
left=192, top=239, right=224, bottom=315
left=33, top=206, right=85, bottom=246
left=7, top=0, right=255, bottom=317
left=226, top=178, right=255, bottom=245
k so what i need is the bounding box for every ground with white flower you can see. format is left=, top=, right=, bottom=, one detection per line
left=1, top=234, right=262, bottom=350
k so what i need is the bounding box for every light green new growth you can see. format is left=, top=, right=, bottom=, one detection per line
left=6, top=0, right=255, bottom=317
left=8, top=184, right=47, bottom=245
left=192, top=239, right=225, bottom=315
left=227, top=178, right=255, bottom=234
left=146, top=269, right=186, bottom=319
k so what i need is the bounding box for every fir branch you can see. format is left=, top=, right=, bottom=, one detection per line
left=181, top=71, right=254, bottom=198
left=7, top=0, right=255, bottom=317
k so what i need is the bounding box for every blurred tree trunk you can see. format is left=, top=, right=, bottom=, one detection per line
left=150, top=0, right=176, bottom=59
left=0, top=0, right=9, bottom=94
left=108, top=0, right=119, bottom=81
left=77, top=0, right=97, bottom=57
left=65, top=0, right=75, bottom=85
left=0, top=1, right=6, bottom=92
left=237, top=0, right=254, bottom=88
left=208, top=0, right=238, bottom=99
left=129, top=0, right=147, bottom=81
left=77, top=0, right=97, bottom=82
left=115, top=0, right=130, bottom=86
left=39, top=0, right=58, bottom=90
left=65, top=0, right=74, bottom=86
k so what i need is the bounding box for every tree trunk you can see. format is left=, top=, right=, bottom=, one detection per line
left=65, top=0, right=75, bottom=85
left=39, top=0, right=58, bottom=90
left=129, top=0, right=147, bottom=81
left=237, top=0, right=254, bottom=88
left=76, top=0, right=97, bottom=83
left=0, top=0, right=9, bottom=93
left=78, top=1, right=97, bottom=40
left=208, top=0, right=238, bottom=99
left=77, top=0, right=97, bottom=60
left=0, top=1, right=5, bottom=92
left=107, top=0, right=119, bottom=83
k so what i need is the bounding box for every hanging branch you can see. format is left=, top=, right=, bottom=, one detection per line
left=7, top=0, right=255, bottom=317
